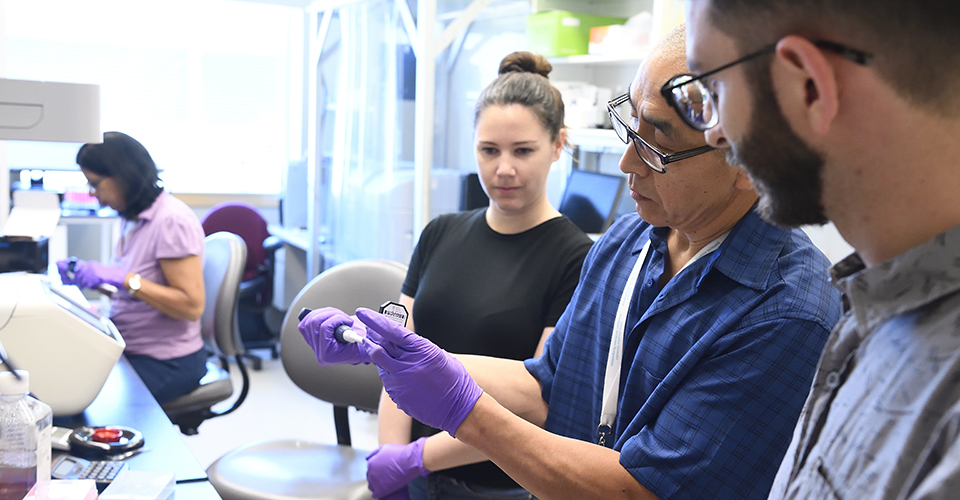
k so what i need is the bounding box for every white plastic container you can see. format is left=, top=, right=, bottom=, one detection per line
left=0, top=371, right=52, bottom=500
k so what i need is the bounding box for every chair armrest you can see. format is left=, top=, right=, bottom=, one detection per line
left=264, top=235, right=284, bottom=254
left=239, top=275, right=267, bottom=300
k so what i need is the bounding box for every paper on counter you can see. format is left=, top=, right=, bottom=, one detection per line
left=2, top=189, right=61, bottom=239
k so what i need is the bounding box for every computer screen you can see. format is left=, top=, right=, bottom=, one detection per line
left=558, top=169, right=626, bottom=234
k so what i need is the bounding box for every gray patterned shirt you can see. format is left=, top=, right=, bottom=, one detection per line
left=768, top=225, right=960, bottom=500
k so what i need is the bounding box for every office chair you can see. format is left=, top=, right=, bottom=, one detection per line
left=201, top=201, right=283, bottom=370
left=205, top=259, right=408, bottom=500
left=460, top=172, right=489, bottom=211
left=162, top=231, right=251, bottom=436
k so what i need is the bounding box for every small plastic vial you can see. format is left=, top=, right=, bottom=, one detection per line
left=0, top=371, right=52, bottom=500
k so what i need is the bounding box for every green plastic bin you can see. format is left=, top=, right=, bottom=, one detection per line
left=527, top=10, right=628, bottom=57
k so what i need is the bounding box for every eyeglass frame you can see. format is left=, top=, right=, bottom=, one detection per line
left=606, top=92, right=717, bottom=174
left=661, top=39, right=875, bottom=131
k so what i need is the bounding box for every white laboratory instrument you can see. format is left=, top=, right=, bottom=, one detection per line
left=0, top=273, right=124, bottom=416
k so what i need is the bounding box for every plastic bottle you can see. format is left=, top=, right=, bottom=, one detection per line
left=0, top=371, right=52, bottom=500
left=24, top=374, right=51, bottom=487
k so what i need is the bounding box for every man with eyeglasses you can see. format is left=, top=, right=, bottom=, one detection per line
left=673, top=1, right=960, bottom=499
left=299, top=26, right=842, bottom=500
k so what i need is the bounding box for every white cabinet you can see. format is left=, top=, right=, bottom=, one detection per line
left=548, top=54, right=646, bottom=155
left=535, top=53, right=648, bottom=197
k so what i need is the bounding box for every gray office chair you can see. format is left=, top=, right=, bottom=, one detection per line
left=205, top=259, right=408, bottom=500
left=163, top=231, right=251, bottom=435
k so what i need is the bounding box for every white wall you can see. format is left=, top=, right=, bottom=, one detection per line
left=803, top=223, right=855, bottom=264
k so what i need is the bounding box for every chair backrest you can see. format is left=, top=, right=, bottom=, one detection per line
left=162, top=231, right=249, bottom=434
left=280, top=259, right=408, bottom=414
left=201, top=202, right=270, bottom=282
left=203, top=231, right=248, bottom=358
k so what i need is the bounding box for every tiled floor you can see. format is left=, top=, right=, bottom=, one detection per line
left=179, top=348, right=379, bottom=470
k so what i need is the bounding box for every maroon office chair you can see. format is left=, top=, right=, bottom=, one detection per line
left=201, top=201, right=282, bottom=370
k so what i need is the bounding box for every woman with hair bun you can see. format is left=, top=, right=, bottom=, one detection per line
left=366, top=52, right=594, bottom=500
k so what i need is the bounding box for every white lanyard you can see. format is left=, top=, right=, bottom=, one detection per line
left=598, top=231, right=729, bottom=446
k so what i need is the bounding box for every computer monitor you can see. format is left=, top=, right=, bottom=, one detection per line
left=558, top=169, right=626, bottom=234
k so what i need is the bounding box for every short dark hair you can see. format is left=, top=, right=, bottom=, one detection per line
left=76, top=131, right=163, bottom=219
left=475, top=51, right=565, bottom=141
left=706, top=0, right=960, bottom=115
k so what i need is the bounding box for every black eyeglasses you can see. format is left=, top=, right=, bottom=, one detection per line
left=606, top=92, right=716, bottom=174
left=661, top=39, right=875, bottom=131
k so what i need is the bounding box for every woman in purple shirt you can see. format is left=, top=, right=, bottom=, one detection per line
left=57, top=132, right=207, bottom=405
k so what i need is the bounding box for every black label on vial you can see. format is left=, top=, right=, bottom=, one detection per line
left=379, top=301, right=409, bottom=328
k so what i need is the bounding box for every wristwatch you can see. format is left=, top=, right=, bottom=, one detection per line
left=126, top=273, right=142, bottom=296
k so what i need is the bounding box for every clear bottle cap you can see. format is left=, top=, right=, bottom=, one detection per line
left=0, top=370, right=29, bottom=395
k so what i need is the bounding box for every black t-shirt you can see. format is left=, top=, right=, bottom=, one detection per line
left=403, top=208, right=593, bottom=488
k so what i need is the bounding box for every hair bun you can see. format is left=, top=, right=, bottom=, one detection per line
left=498, top=51, right=552, bottom=78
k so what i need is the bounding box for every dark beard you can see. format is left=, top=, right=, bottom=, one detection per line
left=728, top=68, right=829, bottom=228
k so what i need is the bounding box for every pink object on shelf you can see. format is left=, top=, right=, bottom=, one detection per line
left=63, top=190, right=98, bottom=205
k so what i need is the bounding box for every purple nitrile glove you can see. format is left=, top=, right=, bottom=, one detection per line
left=57, top=259, right=126, bottom=291
left=356, top=308, right=483, bottom=437
left=56, top=259, right=75, bottom=285
left=297, top=307, right=373, bottom=365
left=365, top=437, right=429, bottom=499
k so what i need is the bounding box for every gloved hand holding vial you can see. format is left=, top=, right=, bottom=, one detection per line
left=297, top=302, right=482, bottom=437
left=298, top=301, right=408, bottom=344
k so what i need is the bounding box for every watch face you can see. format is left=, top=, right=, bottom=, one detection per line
left=129, top=275, right=141, bottom=291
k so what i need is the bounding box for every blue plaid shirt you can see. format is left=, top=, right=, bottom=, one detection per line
left=526, top=208, right=842, bottom=500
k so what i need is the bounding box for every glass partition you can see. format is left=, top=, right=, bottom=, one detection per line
left=314, top=0, right=417, bottom=268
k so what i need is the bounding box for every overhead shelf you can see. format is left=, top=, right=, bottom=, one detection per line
left=567, top=127, right=626, bottom=153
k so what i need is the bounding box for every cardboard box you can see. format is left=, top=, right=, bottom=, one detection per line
left=527, top=10, right=627, bottom=57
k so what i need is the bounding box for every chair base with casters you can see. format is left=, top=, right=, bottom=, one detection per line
left=205, top=259, right=408, bottom=500
left=237, top=292, right=281, bottom=370
left=239, top=344, right=277, bottom=371
left=236, top=236, right=284, bottom=370
left=163, top=231, right=250, bottom=435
